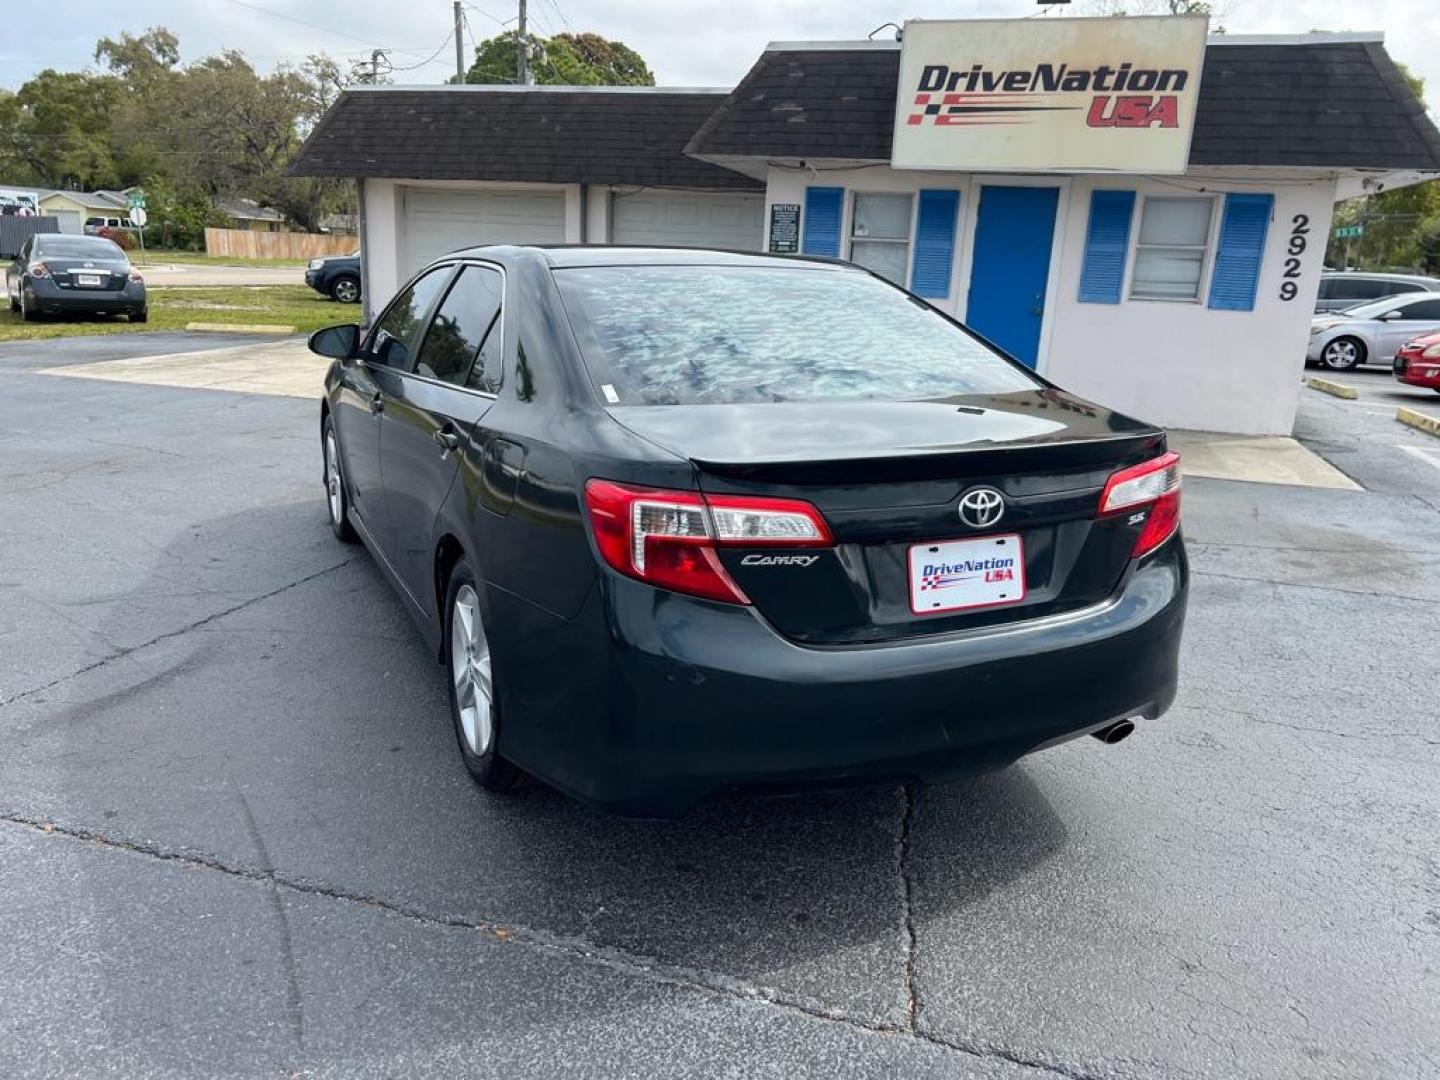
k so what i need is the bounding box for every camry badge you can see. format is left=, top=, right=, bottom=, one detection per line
left=958, top=487, right=1005, bottom=529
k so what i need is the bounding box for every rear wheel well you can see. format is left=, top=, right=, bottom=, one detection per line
left=434, top=535, right=465, bottom=656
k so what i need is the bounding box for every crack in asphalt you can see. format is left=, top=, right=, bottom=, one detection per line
left=0, top=557, right=360, bottom=709
left=236, top=787, right=307, bottom=1054
left=0, top=811, right=1105, bottom=1080
left=897, top=783, right=920, bottom=1032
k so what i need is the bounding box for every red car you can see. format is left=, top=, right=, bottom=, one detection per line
left=1394, top=332, right=1440, bottom=393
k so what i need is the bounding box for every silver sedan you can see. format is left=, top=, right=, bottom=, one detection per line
left=1308, top=292, right=1440, bottom=370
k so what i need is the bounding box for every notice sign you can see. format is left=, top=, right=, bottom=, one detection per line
left=768, top=203, right=800, bottom=253
left=891, top=16, right=1207, bottom=174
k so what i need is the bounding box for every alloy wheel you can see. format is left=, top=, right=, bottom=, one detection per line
left=325, top=430, right=343, bottom=525
left=1323, top=340, right=1358, bottom=369
left=450, top=584, right=493, bottom=756
left=334, top=278, right=359, bottom=303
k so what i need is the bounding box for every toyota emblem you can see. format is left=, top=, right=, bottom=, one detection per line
left=958, top=487, right=1005, bottom=529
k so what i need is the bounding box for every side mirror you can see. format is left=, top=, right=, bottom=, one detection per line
left=1378, top=309, right=1403, bottom=322
left=309, top=323, right=360, bottom=360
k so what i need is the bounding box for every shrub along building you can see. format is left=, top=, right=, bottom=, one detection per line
left=290, top=17, right=1440, bottom=436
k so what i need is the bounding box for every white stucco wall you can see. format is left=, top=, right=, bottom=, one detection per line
left=1047, top=175, right=1335, bottom=436
left=763, top=164, right=1336, bottom=435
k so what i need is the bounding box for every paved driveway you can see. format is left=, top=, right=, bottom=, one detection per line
left=2, top=335, right=1437, bottom=1078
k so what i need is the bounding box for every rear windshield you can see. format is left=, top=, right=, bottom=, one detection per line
left=36, top=237, right=128, bottom=260
left=553, top=265, right=1040, bottom=406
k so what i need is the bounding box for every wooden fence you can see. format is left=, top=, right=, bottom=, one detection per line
left=204, top=228, right=357, bottom=260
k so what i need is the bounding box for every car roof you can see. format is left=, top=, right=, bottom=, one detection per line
left=1322, top=270, right=1440, bottom=285
left=440, top=244, right=850, bottom=271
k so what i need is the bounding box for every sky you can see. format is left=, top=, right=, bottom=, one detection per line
left=1, top=0, right=1438, bottom=111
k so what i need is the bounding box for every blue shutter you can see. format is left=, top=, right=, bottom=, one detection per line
left=910, top=190, right=961, bottom=298
left=1077, top=190, right=1136, bottom=304
left=802, top=186, right=843, bottom=258
left=1208, top=193, right=1274, bottom=312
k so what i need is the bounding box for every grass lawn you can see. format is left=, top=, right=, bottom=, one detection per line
left=0, top=286, right=353, bottom=342
left=132, top=250, right=313, bottom=269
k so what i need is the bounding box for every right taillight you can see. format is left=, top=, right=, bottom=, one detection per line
left=583, top=479, right=832, bottom=604
left=29, top=262, right=48, bottom=278
left=1098, top=452, right=1181, bottom=558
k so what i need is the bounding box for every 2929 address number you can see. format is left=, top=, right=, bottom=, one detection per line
left=1279, top=214, right=1308, bottom=301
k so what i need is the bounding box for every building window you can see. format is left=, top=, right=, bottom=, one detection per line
left=849, top=193, right=913, bottom=287
left=1130, top=196, right=1215, bottom=301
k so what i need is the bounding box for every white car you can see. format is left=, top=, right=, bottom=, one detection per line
left=1307, top=292, right=1440, bottom=370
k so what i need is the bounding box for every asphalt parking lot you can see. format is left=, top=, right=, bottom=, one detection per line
left=2, top=335, right=1438, bottom=1079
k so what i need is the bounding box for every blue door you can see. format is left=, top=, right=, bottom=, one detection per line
left=966, top=186, right=1060, bottom=369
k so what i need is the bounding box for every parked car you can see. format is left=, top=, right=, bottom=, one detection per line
left=1307, top=292, right=1440, bottom=370
left=1315, top=271, right=1440, bottom=314
left=5, top=233, right=147, bottom=322
left=83, top=215, right=134, bottom=235
left=308, top=246, right=1188, bottom=817
left=1393, top=331, right=1440, bottom=393
left=305, top=251, right=361, bottom=303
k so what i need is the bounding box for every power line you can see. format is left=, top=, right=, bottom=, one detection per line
left=387, top=28, right=456, bottom=72
left=220, top=0, right=434, bottom=58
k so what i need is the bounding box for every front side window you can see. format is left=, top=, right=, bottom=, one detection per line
left=849, top=193, right=913, bottom=287
left=1130, top=196, right=1214, bottom=301
left=369, top=266, right=451, bottom=370
left=412, top=265, right=503, bottom=388
left=554, top=265, right=1039, bottom=406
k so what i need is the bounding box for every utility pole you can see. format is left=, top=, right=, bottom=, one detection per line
left=517, top=0, right=531, bottom=85
left=453, top=1, right=465, bottom=83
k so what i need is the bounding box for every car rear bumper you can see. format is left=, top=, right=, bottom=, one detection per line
left=27, top=278, right=145, bottom=314
left=1394, top=354, right=1440, bottom=388
left=494, top=536, right=1188, bottom=816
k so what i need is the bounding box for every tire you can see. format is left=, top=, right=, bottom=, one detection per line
left=1321, top=336, right=1365, bottom=371
left=444, top=559, right=523, bottom=792
left=330, top=275, right=360, bottom=304
left=322, top=415, right=358, bottom=543
left=19, top=288, right=38, bottom=322
left=7, top=293, right=16, bottom=313
left=130, top=308, right=148, bottom=324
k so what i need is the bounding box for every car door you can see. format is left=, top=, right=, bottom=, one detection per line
left=331, top=264, right=453, bottom=554
left=380, top=262, right=505, bottom=618
left=1383, top=297, right=1440, bottom=358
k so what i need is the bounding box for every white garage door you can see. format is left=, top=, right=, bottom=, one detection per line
left=402, top=187, right=566, bottom=273
left=48, top=210, right=83, bottom=235
left=610, top=191, right=764, bottom=251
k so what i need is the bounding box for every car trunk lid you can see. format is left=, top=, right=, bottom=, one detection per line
left=608, top=391, right=1168, bottom=644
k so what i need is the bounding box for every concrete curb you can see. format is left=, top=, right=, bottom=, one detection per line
left=184, top=322, right=296, bottom=335
left=1306, top=376, right=1357, bottom=399
left=1397, top=406, right=1440, bottom=438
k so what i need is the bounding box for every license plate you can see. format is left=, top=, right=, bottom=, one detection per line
left=908, top=534, right=1026, bottom=615
left=76, top=273, right=102, bottom=287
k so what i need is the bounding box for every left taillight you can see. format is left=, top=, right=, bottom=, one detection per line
left=29, top=262, right=48, bottom=278
left=1098, top=452, right=1181, bottom=558
left=583, top=479, right=832, bottom=605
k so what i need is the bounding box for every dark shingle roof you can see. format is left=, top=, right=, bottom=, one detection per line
left=289, top=88, right=760, bottom=190
left=685, top=39, right=1440, bottom=172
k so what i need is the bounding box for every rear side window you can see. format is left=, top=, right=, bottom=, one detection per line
left=369, top=266, right=451, bottom=370
left=554, top=265, right=1039, bottom=406
left=412, top=265, right=503, bottom=388
left=1401, top=298, right=1440, bottom=320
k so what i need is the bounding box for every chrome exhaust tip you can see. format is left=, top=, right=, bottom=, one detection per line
left=1092, top=719, right=1136, bottom=745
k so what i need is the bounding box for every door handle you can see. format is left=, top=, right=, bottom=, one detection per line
left=432, top=426, right=461, bottom=453
left=369, top=393, right=384, bottom=415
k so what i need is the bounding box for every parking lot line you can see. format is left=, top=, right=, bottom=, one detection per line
left=1398, top=444, right=1440, bottom=472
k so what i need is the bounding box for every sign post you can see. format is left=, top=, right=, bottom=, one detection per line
left=127, top=190, right=147, bottom=263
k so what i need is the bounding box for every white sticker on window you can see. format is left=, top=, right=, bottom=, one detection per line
left=601, top=383, right=620, bottom=404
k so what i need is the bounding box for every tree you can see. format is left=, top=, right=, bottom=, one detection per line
left=458, top=30, right=654, bottom=86
left=0, top=70, right=124, bottom=188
